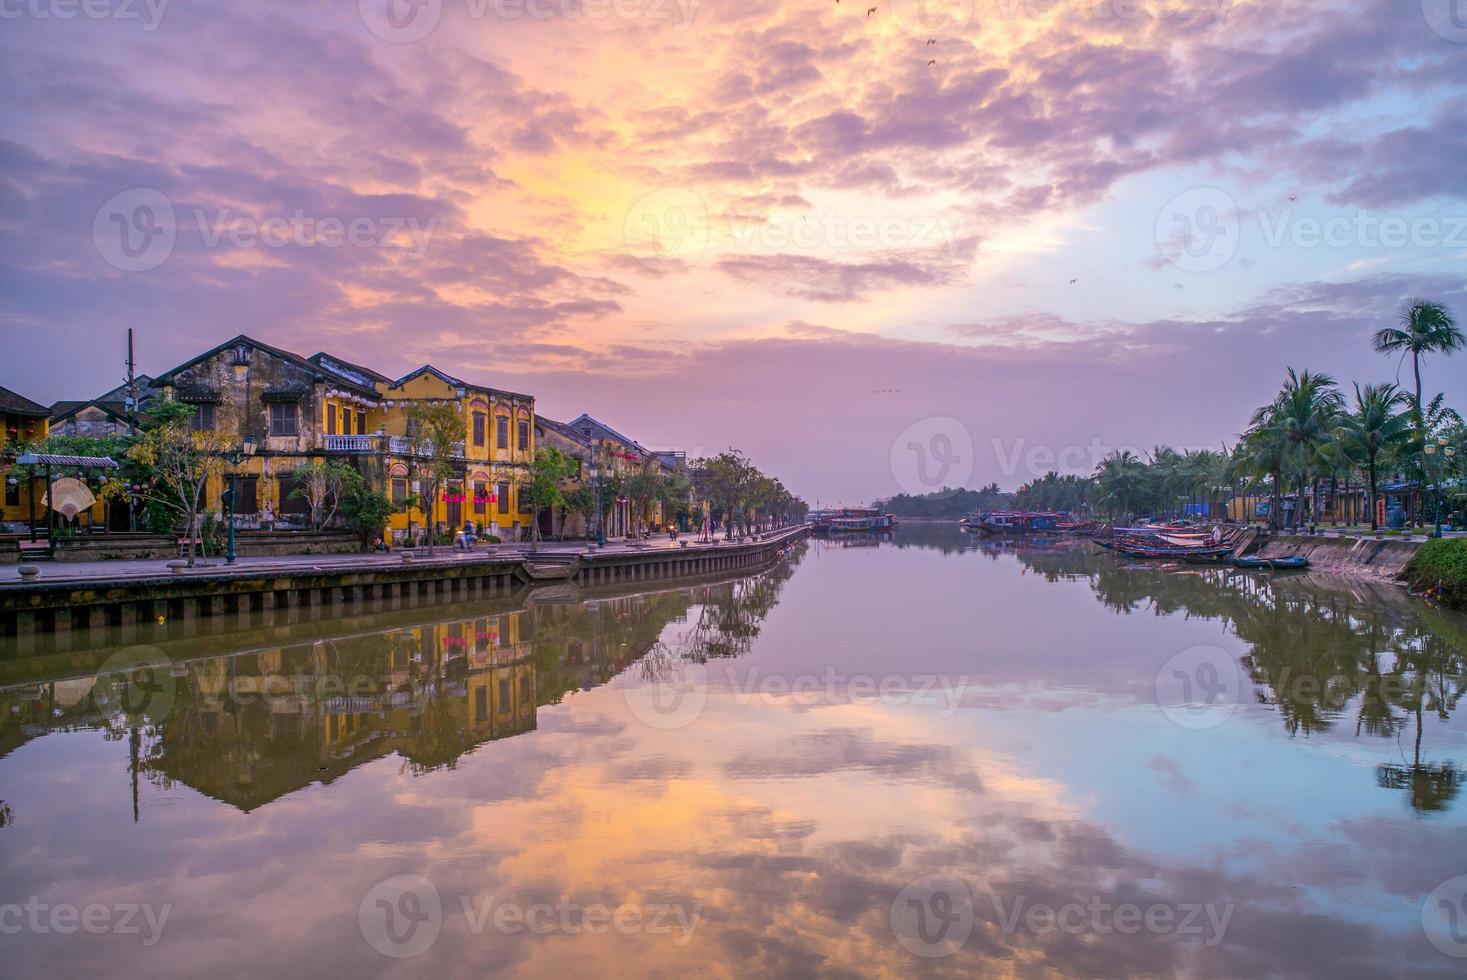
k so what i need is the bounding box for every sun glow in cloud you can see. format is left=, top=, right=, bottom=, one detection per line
left=0, top=0, right=1464, bottom=497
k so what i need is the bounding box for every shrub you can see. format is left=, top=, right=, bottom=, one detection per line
left=1402, top=538, right=1467, bottom=610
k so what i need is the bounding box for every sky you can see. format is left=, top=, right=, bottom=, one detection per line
left=1, top=0, right=1465, bottom=504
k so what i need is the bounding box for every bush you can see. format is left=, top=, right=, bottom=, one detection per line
left=1402, top=538, right=1467, bottom=610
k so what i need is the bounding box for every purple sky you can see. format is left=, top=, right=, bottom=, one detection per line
left=1, top=0, right=1465, bottom=502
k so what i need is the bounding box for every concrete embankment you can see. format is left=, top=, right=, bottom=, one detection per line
left=1256, top=533, right=1421, bottom=582
left=0, top=526, right=810, bottom=653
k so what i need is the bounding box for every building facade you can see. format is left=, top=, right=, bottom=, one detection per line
left=0, top=386, right=51, bottom=526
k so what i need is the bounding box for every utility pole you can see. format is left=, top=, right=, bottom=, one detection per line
left=124, top=327, right=139, bottom=428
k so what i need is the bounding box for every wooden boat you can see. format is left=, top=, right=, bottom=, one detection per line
left=1230, top=554, right=1309, bottom=570
left=825, top=508, right=897, bottom=532
left=520, top=554, right=580, bottom=581
left=965, top=511, right=1064, bottom=534
left=1115, top=543, right=1232, bottom=560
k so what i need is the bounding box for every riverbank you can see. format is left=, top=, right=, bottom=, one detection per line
left=0, top=526, right=810, bottom=651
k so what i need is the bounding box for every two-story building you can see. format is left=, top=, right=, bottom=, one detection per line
left=145, top=335, right=537, bottom=543
left=377, top=365, right=536, bottom=544
left=1, top=386, right=51, bottom=526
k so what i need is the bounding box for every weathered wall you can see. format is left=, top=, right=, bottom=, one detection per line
left=1258, top=534, right=1422, bottom=582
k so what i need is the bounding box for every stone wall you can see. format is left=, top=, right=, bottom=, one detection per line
left=1257, top=534, right=1422, bottom=582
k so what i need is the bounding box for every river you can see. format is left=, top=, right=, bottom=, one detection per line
left=1, top=523, right=1464, bottom=976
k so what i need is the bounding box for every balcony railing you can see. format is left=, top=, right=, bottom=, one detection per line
left=319, top=433, right=468, bottom=458
left=322, top=434, right=376, bottom=452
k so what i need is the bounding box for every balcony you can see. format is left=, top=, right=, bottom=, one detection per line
left=318, top=434, right=468, bottom=458
left=321, top=434, right=376, bottom=453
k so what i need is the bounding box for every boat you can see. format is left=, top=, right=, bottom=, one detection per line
left=963, top=510, right=1063, bottom=534
left=1229, top=554, right=1310, bottom=570
left=823, top=508, right=897, bottom=532
left=1114, top=543, right=1233, bottom=561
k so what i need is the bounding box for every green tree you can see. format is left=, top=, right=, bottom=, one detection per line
left=518, top=447, right=578, bottom=550
left=125, top=400, right=237, bottom=566
left=403, top=401, right=464, bottom=553
left=1335, top=383, right=1412, bottom=530
left=1372, top=299, right=1463, bottom=445
left=338, top=472, right=394, bottom=550
left=289, top=460, right=356, bottom=531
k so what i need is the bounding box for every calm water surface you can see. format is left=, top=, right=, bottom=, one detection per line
left=2, top=524, right=1465, bottom=977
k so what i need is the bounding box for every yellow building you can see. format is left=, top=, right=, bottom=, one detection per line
left=1, top=386, right=51, bottom=526
left=377, top=365, right=536, bottom=545
left=144, top=336, right=537, bottom=544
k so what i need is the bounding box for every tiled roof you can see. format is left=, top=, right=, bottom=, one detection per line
left=0, top=386, right=50, bottom=417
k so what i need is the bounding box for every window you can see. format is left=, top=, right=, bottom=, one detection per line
left=190, top=403, right=216, bottom=432
left=357, top=410, right=367, bottom=435
left=235, top=476, right=259, bottom=515
left=474, top=480, right=487, bottom=514
left=278, top=476, right=310, bottom=514
left=475, top=686, right=487, bottom=719
left=497, top=482, right=510, bottom=514
left=5, top=480, right=19, bottom=507
left=391, top=478, right=408, bottom=505
left=496, top=416, right=509, bottom=449
left=517, top=420, right=529, bottom=451
left=472, top=411, right=486, bottom=446
left=326, top=403, right=337, bottom=435
left=269, top=402, right=298, bottom=437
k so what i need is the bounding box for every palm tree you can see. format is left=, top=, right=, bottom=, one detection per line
left=1094, top=450, right=1151, bottom=519
left=1335, top=383, right=1411, bottom=530
left=1244, top=369, right=1342, bottom=528
left=1372, top=299, right=1463, bottom=438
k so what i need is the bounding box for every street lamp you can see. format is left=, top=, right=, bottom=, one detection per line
left=1423, top=436, right=1457, bottom=538
left=221, top=435, right=257, bottom=564
left=589, top=444, right=605, bottom=548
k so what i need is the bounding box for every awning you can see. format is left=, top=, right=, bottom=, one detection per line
left=15, top=453, right=121, bottom=468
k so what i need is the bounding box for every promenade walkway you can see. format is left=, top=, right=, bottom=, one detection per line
left=0, top=535, right=750, bottom=585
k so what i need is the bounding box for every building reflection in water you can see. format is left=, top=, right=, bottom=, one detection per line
left=0, top=555, right=802, bottom=816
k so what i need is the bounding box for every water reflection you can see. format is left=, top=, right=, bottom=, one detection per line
left=0, top=557, right=802, bottom=818
left=2, top=528, right=1466, bottom=976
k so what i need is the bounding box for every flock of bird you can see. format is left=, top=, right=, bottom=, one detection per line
left=837, top=1, right=942, bottom=66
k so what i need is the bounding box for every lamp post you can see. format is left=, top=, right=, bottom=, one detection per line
left=1423, top=436, right=1457, bottom=538
left=221, top=436, right=257, bottom=564
left=590, top=443, right=605, bottom=548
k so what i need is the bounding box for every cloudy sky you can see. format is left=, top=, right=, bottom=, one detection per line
left=1, top=0, right=1465, bottom=502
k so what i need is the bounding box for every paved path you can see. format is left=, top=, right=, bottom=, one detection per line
left=0, top=531, right=798, bottom=586
left=0, top=534, right=766, bottom=585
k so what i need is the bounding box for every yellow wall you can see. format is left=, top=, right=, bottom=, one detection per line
left=2, top=412, right=50, bottom=524
left=377, top=372, right=536, bottom=542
